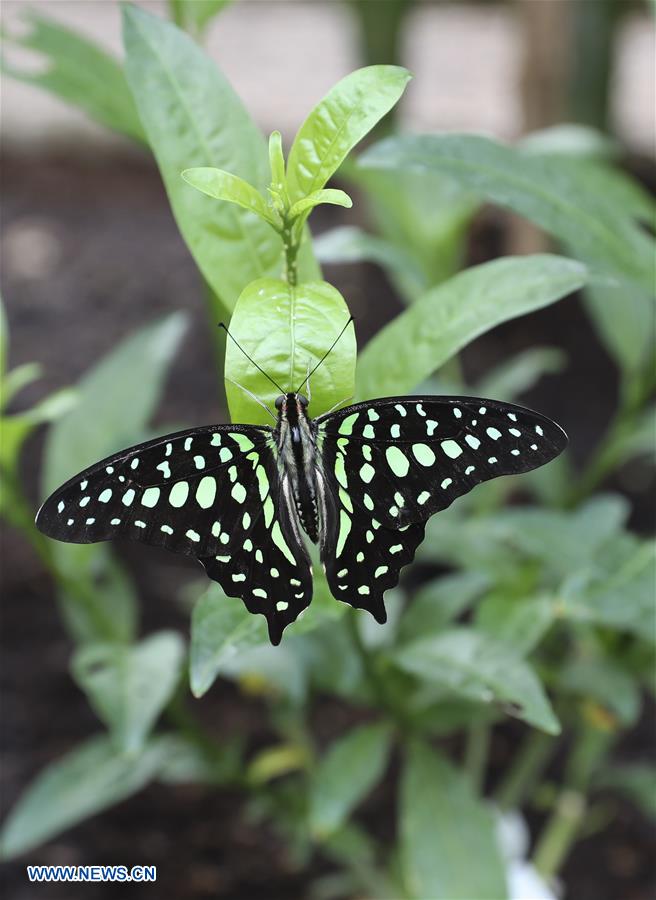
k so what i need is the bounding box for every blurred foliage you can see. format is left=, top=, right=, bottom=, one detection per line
left=1, top=4, right=655, bottom=899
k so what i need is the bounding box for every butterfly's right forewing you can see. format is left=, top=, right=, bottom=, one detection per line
left=36, top=423, right=313, bottom=644
left=36, top=424, right=271, bottom=557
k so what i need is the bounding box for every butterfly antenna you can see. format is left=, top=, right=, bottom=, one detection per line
left=295, top=316, right=354, bottom=394
left=219, top=323, right=286, bottom=395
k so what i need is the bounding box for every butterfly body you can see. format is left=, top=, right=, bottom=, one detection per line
left=36, top=394, right=567, bottom=644
left=274, top=392, right=321, bottom=544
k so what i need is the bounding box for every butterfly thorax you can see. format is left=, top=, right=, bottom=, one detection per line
left=275, top=392, right=319, bottom=543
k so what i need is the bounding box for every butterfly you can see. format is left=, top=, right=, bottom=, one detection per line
left=36, top=351, right=568, bottom=645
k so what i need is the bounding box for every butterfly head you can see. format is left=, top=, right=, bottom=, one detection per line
left=275, top=392, right=309, bottom=416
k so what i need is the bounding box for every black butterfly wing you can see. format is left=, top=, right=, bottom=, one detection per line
left=317, top=456, right=425, bottom=622
left=315, top=395, right=567, bottom=617
left=36, top=424, right=312, bottom=644
left=317, top=396, right=567, bottom=527
left=37, top=424, right=272, bottom=556
left=200, top=463, right=313, bottom=645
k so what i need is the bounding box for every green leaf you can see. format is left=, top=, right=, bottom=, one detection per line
left=400, top=742, right=507, bottom=900
left=320, top=822, right=397, bottom=899
left=190, top=585, right=268, bottom=698
left=553, top=161, right=656, bottom=373
left=558, top=657, right=641, bottom=726
left=0, top=735, right=172, bottom=859
left=400, top=571, right=491, bottom=643
left=475, top=593, right=555, bottom=656
left=219, top=641, right=308, bottom=705
left=190, top=572, right=347, bottom=697
left=519, top=124, right=618, bottom=160
left=597, top=764, right=656, bottom=820
left=168, top=0, right=231, bottom=36
left=359, top=133, right=655, bottom=294
left=561, top=540, right=656, bottom=642
left=40, top=544, right=137, bottom=647
left=71, top=632, right=185, bottom=752
left=583, top=283, right=654, bottom=375
left=477, top=347, right=566, bottom=402
left=2, top=11, right=144, bottom=142
left=157, top=734, right=242, bottom=786
left=288, top=189, right=353, bottom=219
left=356, top=254, right=587, bottom=399
left=181, top=167, right=277, bottom=225
left=286, top=65, right=411, bottom=202
left=122, top=6, right=318, bottom=313
left=348, top=165, right=479, bottom=299
left=268, top=130, right=287, bottom=197
left=314, top=226, right=426, bottom=300
left=294, top=617, right=367, bottom=702
left=247, top=743, right=309, bottom=784
left=616, top=406, right=656, bottom=466
left=392, top=628, right=560, bottom=734
left=225, top=278, right=356, bottom=424
left=0, top=387, right=77, bottom=474
left=0, top=362, right=42, bottom=411
left=43, top=312, right=187, bottom=495
left=489, top=494, right=630, bottom=579
left=310, top=723, right=392, bottom=839
left=549, top=157, right=656, bottom=225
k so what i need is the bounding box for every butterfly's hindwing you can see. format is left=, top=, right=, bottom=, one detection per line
left=201, top=460, right=313, bottom=645
left=317, top=396, right=567, bottom=529
left=318, top=463, right=425, bottom=621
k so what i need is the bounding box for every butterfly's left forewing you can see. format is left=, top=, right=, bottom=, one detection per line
left=315, top=396, right=567, bottom=619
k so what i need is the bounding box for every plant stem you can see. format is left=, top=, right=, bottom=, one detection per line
left=533, top=787, right=586, bottom=879
left=496, top=729, right=557, bottom=811
left=532, top=724, right=612, bottom=879
left=281, top=218, right=299, bottom=287
left=464, top=720, right=490, bottom=793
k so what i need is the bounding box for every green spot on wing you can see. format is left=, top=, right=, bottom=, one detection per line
left=271, top=521, right=296, bottom=564
left=231, top=482, right=247, bottom=504
left=232, top=434, right=255, bottom=451
left=263, top=495, right=274, bottom=527
left=169, top=482, right=189, bottom=507
left=338, top=413, right=359, bottom=435
left=412, top=443, right=436, bottom=466
left=441, top=440, right=462, bottom=459
left=196, top=476, right=216, bottom=509
left=336, top=509, right=352, bottom=557
left=255, top=466, right=269, bottom=501
left=141, top=487, right=160, bottom=508
left=386, top=445, right=410, bottom=477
